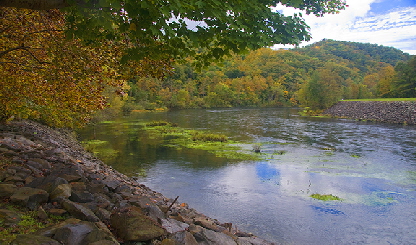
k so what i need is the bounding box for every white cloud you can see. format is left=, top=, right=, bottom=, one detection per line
left=272, top=1, right=416, bottom=55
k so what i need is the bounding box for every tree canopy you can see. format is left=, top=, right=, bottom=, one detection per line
left=0, top=6, right=171, bottom=127
left=1, top=0, right=348, bottom=127
left=1, top=0, right=346, bottom=65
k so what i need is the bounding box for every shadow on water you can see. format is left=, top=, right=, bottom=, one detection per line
left=78, top=108, right=416, bottom=244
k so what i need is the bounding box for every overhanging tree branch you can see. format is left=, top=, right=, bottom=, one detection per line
left=0, top=46, right=29, bottom=59
left=1, top=46, right=51, bottom=65
left=0, top=0, right=68, bottom=10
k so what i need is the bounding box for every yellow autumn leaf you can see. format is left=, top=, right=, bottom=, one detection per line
left=129, top=23, right=137, bottom=31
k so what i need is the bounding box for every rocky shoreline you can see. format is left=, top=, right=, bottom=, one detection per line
left=323, top=100, right=416, bottom=125
left=0, top=120, right=275, bottom=245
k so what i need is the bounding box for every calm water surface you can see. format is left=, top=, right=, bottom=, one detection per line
left=78, top=108, right=416, bottom=245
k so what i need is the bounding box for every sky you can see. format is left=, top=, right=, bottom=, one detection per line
left=273, top=0, right=416, bottom=55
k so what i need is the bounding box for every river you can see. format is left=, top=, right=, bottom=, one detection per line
left=77, top=108, right=416, bottom=245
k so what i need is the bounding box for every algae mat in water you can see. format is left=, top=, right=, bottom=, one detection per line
left=143, top=120, right=262, bottom=161
left=310, top=193, right=343, bottom=201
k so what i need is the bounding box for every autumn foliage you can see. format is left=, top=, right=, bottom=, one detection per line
left=0, top=7, right=171, bottom=127
left=0, top=7, right=119, bottom=127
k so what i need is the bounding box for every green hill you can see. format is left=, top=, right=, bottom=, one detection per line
left=295, top=39, right=411, bottom=72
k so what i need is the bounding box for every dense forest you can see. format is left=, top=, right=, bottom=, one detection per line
left=4, top=3, right=415, bottom=127
left=113, top=39, right=414, bottom=117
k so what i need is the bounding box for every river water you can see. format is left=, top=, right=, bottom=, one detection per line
left=77, top=108, right=416, bottom=245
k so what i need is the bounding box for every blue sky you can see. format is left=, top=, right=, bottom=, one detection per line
left=273, top=0, right=416, bottom=54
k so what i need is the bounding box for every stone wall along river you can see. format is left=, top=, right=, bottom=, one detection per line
left=323, top=100, right=416, bottom=125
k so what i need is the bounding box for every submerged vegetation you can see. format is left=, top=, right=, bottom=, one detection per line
left=310, top=193, right=343, bottom=201
left=144, top=121, right=260, bottom=160
left=80, top=120, right=264, bottom=163
left=81, top=139, right=120, bottom=161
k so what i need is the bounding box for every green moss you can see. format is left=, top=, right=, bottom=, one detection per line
left=310, top=193, right=342, bottom=201
left=0, top=209, right=45, bottom=244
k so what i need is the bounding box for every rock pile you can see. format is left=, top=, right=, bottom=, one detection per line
left=0, top=121, right=275, bottom=245
left=323, top=101, right=416, bottom=125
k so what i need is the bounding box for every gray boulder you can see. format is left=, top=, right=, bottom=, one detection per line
left=0, top=209, right=21, bottom=227
left=110, top=206, right=166, bottom=242
left=189, top=225, right=237, bottom=245
left=0, top=183, right=18, bottom=197
left=61, top=199, right=100, bottom=222
left=53, top=220, right=117, bottom=245
left=10, top=187, right=49, bottom=210
left=50, top=184, right=72, bottom=201
left=10, top=234, right=60, bottom=245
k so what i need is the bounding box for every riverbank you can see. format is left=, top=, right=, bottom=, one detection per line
left=323, top=100, right=416, bottom=125
left=0, top=120, right=274, bottom=245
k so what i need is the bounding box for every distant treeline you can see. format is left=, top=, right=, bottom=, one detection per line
left=101, top=39, right=415, bottom=119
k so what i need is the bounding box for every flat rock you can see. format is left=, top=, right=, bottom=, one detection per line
left=10, top=234, right=60, bottom=245
left=0, top=183, right=18, bottom=197
left=161, top=218, right=189, bottom=234
left=237, top=236, right=276, bottom=245
left=61, top=199, right=100, bottom=222
left=172, top=231, right=199, bottom=245
left=53, top=220, right=115, bottom=245
left=0, top=208, right=21, bottom=226
left=110, top=206, right=166, bottom=241
left=10, top=187, right=49, bottom=210
left=50, top=184, right=72, bottom=201
left=190, top=225, right=237, bottom=245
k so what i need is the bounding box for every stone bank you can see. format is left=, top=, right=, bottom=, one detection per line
left=0, top=121, right=274, bottom=245
left=323, top=100, right=416, bottom=125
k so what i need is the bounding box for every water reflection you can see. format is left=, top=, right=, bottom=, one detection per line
left=77, top=108, right=416, bottom=244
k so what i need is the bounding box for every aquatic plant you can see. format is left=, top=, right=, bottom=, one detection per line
left=253, top=143, right=261, bottom=153
left=191, top=131, right=228, bottom=142
left=310, top=193, right=342, bottom=201
left=81, top=140, right=119, bottom=161
left=274, top=150, right=286, bottom=155
left=146, top=120, right=178, bottom=127
left=144, top=121, right=262, bottom=160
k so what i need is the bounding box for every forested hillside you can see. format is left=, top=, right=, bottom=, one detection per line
left=120, top=39, right=413, bottom=114
left=296, top=39, right=410, bottom=68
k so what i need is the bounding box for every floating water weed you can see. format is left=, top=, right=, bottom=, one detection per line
left=253, top=143, right=261, bottom=153
left=191, top=131, right=228, bottom=142
left=146, top=120, right=178, bottom=127
left=143, top=121, right=262, bottom=160
left=274, top=150, right=286, bottom=155
left=310, top=193, right=342, bottom=201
